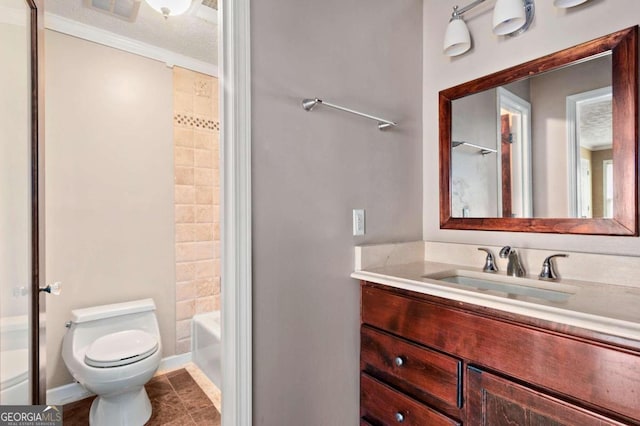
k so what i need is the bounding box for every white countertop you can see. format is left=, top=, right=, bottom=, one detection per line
left=352, top=260, right=640, bottom=342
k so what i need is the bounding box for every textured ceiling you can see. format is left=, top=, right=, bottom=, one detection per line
left=45, top=0, right=217, bottom=65
left=579, top=99, right=612, bottom=151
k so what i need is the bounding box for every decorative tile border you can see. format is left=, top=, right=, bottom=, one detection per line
left=175, top=113, right=220, bottom=131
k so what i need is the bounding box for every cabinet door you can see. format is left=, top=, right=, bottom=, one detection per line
left=466, top=367, right=628, bottom=426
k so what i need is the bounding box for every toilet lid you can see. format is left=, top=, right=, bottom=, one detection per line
left=84, top=330, right=158, bottom=368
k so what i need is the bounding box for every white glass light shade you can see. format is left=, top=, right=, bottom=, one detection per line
left=553, top=0, right=588, bottom=7
left=144, top=0, right=191, bottom=17
left=443, top=18, right=471, bottom=57
left=492, top=0, right=526, bottom=36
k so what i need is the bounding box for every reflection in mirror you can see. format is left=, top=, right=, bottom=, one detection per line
left=451, top=87, right=500, bottom=218
left=567, top=86, right=612, bottom=219
left=498, top=87, right=532, bottom=218
left=0, top=0, right=32, bottom=405
left=439, top=26, right=638, bottom=235
left=450, top=53, right=611, bottom=219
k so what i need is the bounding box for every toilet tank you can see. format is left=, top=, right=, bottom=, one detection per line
left=64, top=299, right=161, bottom=355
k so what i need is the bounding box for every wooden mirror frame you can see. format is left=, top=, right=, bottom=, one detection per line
left=439, top=26, right=639, bottom=235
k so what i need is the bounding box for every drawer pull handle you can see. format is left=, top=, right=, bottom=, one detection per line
left=395, top=412, right=405, bottom=423
left=394, top=356, right=404, bottom=367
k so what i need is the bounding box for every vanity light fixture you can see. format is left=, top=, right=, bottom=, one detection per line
left=553, top=0, right=589, bottom=8
left=444, top=7, right=472, bottom=57
left=144, top=0, right=192, bottom=18
left=443, top=0, right=535, bottom=57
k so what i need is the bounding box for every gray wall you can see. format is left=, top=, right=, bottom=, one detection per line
left=529, top=55, right=611, bottom=217
left=251, top=0, right=423, bottom=424
left=424, top=1, right=640, bottom=255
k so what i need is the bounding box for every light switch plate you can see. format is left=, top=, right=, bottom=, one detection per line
left=353, top=209, right=365, bottom=236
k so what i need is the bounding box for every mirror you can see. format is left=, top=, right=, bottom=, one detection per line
left=439, top=26, right=638, bottom=235
left=0, top=0, right=37, bottom=404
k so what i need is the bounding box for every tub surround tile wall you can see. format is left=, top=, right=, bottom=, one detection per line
left=173, top=67, right=220, bottom=354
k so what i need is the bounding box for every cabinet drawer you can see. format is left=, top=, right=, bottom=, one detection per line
left=361, top=326, right=462, bottom=409
left=362, top=283, right=640, bottom=422
left=361, top=373, right=460, bottom=426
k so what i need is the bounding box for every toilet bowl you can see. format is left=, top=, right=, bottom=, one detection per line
left=62, top=299, right=162, bottom=426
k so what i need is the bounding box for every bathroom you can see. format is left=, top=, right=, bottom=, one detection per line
left=3, top=0, right=640, bottom=425
left=1, top=0, right=223, bottom=424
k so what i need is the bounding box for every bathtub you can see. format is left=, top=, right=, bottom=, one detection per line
left=1, top=348, right=29, bottom=404
left=192, top=311, right=221, bottom=389
left=1, top=316, right=29, bottom=404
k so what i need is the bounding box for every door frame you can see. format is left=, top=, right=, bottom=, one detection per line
left=220, top=0, right=252, bottom=425
left=27, top=0, right=46, bottom=404
left=25, top=0, right=253, bottom=411
left=566, top=86, right=612, bottom=217
left=496, top=87, right=532, bottom=218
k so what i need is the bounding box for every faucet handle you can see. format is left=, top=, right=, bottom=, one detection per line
left=478, top=248, right=498, bottom=273
left=499, top=246, right=512, bottom=259
left=539, top=254, right=568, bottom=281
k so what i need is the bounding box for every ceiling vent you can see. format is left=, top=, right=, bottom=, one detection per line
left=84, top=0, right=142, bottom=22
left=194, top=0, right=217, bottom=24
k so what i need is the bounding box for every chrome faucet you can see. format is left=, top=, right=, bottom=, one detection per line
left=539, top=254, right=568, bottom=281
left=499, top=246, right=526, bottom=277
left=477, top=248, right=498, bottom=273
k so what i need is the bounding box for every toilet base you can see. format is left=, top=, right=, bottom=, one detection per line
left=89, top=386, right=152, bottom=426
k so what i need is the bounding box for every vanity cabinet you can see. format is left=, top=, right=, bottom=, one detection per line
left=466, top=367, right=627, bottom=426
left=359, top=282, right=640, bottom=425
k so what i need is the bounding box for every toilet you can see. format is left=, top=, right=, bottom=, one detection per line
left=62, top=299, right=162, bottom=426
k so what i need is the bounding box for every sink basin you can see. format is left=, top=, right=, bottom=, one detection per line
left=423, top=270, right=575, bottom=303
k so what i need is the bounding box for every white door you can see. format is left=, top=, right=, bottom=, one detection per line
left=579, top=158, right=592, bottom=218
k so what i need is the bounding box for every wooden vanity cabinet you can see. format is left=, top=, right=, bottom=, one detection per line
left=359, top=282, right=640, bottom=426
left=466, top=367, right=628, bottom=426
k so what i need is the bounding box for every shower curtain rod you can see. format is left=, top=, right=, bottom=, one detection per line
left=301, top=98, right=397, bottom=131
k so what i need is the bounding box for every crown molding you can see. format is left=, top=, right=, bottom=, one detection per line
left=44, top=12, right=218, bottom=77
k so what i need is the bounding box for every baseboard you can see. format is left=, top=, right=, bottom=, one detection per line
left=157, top=352, right=193, bottom=373
left=46, top=352, right=193, bottom=406
left=46, top=382, right=93, bottom=406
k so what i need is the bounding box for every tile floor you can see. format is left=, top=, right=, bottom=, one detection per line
left=63, top=367, right=220, bottom=425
